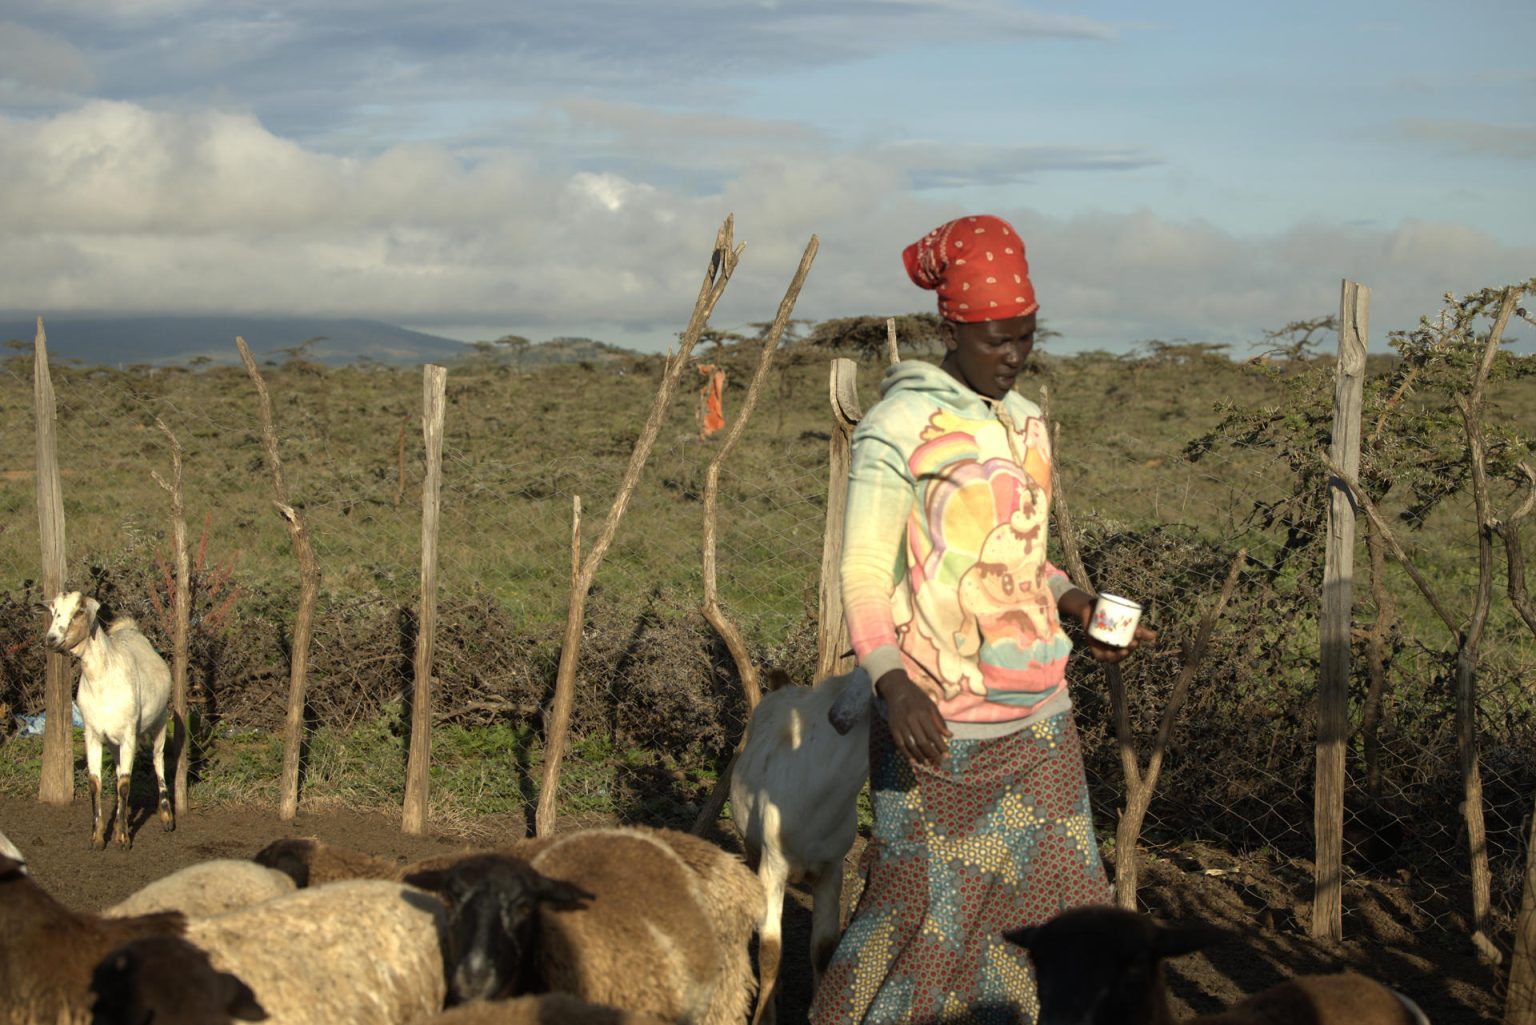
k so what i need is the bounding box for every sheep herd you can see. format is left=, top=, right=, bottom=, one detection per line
left=11, top=594, right=1433, bottom=1025
left=0, top=824, right=756, bottom=1025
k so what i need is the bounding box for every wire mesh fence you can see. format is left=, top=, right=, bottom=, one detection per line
left=1, top=336, right=1533, bottom=962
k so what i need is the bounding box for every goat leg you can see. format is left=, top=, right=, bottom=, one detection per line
left=88, top=773, right=107, bottom=850
left=114, top=774, right=132, bottom=848
left=152, top=721, right=174, bottom=831
left=808, top=863, right=845, bottom=985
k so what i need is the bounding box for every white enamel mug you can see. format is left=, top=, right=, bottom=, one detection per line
left=1088, top=593, right=1142, bottom=647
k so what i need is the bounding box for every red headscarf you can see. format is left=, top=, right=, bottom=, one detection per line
left=901, top=214, right=1038, bottom=323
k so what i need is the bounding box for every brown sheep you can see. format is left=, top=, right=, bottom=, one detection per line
left=406, top=829, right=756, bottom=1025
left=90, top=934, right=268, bottom=1025
left=0, top=853, right=186, bottom=1025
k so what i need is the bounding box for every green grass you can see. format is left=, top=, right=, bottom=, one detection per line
left=2, top=332, right=1534, bottom=851
left=0, top=708, right=720, bottom=832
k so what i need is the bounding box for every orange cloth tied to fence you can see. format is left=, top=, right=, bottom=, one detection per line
left=698, top=363, right=726, bottom=437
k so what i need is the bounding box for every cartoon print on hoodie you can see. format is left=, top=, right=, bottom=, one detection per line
left=842, top=361, right=1075, bottom=724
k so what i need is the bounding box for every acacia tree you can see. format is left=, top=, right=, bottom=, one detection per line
left=1188, top=281, right=1535, bottom=959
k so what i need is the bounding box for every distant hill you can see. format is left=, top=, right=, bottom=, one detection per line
left=0, top=315, right=476, bottom=368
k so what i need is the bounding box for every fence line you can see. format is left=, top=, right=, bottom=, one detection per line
left=2, top=318, right=1534, bottom=986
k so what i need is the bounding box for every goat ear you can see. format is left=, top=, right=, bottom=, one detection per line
left=535, top=875, right=592, bottom=910
left=252, top=840, right=312, bottom=887
left=1151, top=920, right=1228, bottom=960
left=401, top=866, right=451, bottom=895
left=763, top=668, right=794, bottom=692
left=1001, top=924, right=1038, bottom=951
left=0, top=854, right=26, bottom=879
left=827, top=675, right=872, bottom=735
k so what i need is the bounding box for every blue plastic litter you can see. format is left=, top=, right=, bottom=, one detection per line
left=14, top=702, right=83, bottom=736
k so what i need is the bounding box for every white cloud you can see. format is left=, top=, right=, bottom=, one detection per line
left=0, top=100, right=1530, bottom=357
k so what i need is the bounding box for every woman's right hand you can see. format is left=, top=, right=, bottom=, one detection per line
left=875, top=670, right=952, bottom=768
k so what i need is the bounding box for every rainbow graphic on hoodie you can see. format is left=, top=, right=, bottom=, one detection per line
left=840, top=360, right=1074, bottom=724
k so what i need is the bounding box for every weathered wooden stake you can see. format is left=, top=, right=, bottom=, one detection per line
left=403, top=364, right=447, bottom=834
left=689, top=234, right=820, bottom=835
left=237, top=337, right=322, bottom=822
left=1312, top=279, right=1368, bottom=942
left=151, top=418, right=192, bottom=816
left=816, top=359, right=862, bottom=680
left=536, top=216, right=743, bottom=837
left=34, top=317, right=73, bottom=806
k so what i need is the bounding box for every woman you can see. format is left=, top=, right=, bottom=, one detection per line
left=810, top=214, right=1153, bottom=1025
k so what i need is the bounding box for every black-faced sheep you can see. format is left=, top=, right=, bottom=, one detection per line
left=0, top=853, right=186, bottom=1025
left=407, top=829, right=758, bottom=1025
left=400, top=852, right=591, bottom=1005
left=104, top=859, right=298, bottom=918
left=729, top=667, right=870, bottom=1025
left=44, top=590, right=174, bottom=848
left=1003, top=904, right=1429, bottom=1025
left=90, top=934, right=268, bottom=1025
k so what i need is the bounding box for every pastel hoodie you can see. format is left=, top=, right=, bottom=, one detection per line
left=840, top=360, right=1075, bottom=731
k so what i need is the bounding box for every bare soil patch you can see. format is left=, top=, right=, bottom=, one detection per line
left=0, top=794, right=1499, bottom=1024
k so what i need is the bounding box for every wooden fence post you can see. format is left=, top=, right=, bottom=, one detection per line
left=816, top=358, right=862, bottom=680
left=151, top=419, right=192, bottom=816
left=237, top=337, right=322, bottom=822
left=34, top=317, right=73, bottom=806
left=1312, top=279, right=1368, bottom=941
left=403, top=364, right=447, bottom=835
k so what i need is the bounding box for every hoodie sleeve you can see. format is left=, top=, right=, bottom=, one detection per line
left=839, top=413, right=913, bottom=686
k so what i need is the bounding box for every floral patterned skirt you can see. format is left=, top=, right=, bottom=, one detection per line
left=809, top=709, right=1110, bottom=1025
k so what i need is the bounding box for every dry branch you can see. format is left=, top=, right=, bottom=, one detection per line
left=690, top=234, right=820, bottom=835
left=1040, top=389, right=1139, bottom=794
left=33, top=317, right=73, bottom=805
left=536, top=215, right=744, bottom=837
left=1115, top=548, right=1246, bottom=903
left=1321, top=454, right=1460, bottom=641
left=1452, top=286, right=1520, bottom=966
left=151, top=417, right=192, bottom=816
left=816, top=358, right=863, bottom=680
left=1043, top=387, right=1246, bottom=906
left=236, top=336, right=321, bottom=822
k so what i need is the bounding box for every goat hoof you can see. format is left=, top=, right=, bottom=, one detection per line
left=89, top=835, right=106, bottom=851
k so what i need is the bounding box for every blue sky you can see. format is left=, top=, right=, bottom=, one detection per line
left=1, top=0, right=1531, bottom=356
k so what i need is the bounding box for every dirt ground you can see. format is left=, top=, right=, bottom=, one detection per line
left=0, top=793, right=1502, bottom=1024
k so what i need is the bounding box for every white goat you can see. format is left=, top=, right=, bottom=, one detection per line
left=44, top=590, right=174, bottom=848
left=728, top=666, right=871, bottom=1025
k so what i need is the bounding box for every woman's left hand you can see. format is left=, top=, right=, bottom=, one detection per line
left=1081, top=619, right=1156, bottom=664
left=1058, top=587, right=1155, bottom=664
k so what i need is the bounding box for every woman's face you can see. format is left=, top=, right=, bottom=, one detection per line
left=940, top=313, right=1037, bottom=399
